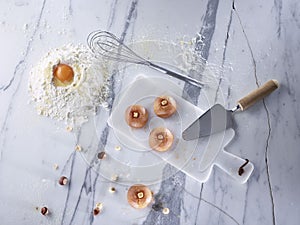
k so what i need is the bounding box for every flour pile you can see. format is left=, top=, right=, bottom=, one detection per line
left=28, top=44, right=109, bottom=127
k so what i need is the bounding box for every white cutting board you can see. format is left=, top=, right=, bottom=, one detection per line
left=107, top=75, right=253, bottom=184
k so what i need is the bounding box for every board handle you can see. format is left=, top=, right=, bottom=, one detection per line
left=214, top=150, right=254, bottom=184
left=238, top=79, right=279, bottom=111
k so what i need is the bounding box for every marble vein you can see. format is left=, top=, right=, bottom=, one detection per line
left=182, top=187, right=240, bottom=225
left=143, top=165, right=185, bottom=225
left=60, top=1, right=140, bottom=224
left=89, top=165, right=101, bottom=224
left=60, top=151, right=77, bottom=225
left=68, top=0, right=73, bottom=16
left=0, top=0, right=46, bottom=92
left=193, top=184, right=204, bottom=224
left=106, top=70, right=118, bottom=111
left=0, top=59, right=24, bottom=92
left=192, top=3, right=220, bottom=224
left=214, top=177, right=227, bottom=225
left=291, top=4, right=300, bottom=29
left=143, top=1, right=220, bottom=224
left=234, top=4, right=276, bottom=225
left=233, top=4, right=258, bottom=86
left=185, top=0, right=220, bottom=224
left=195, top=0, right=220, bottom=61
left=214, top=0, right=234, bottom=103
left=105, top=0, right=139, bottom=110
left=0, top=0, right=47, bottom=159
left=262, top=100, right=276, bottom=225
left=201, top=198, right=240, bottom=225
left=61, top=148, right=102, bottom=225
left=60, top=116, right=105, bottom=225
left=120, top=0, right=138, bottom=42
left=283, top=52, right=300, bottom=132
left=180, top=197, right=189, bottom=223
left=67, top=167, right=92, bottom=225
left=106, top=0, right=119, bottom=30
left=273, top=0, right=283, bottom=38
left=241, top=185, right=250, bottom=225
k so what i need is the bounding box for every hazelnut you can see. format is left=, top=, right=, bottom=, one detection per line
left=97, top=151, right=106, bottom=159
left=162, top=207, right=170, bottom=215
left=149, top=127, right=174, bottom=152
left=40, top=206, right=49, bottom=216
left=58, top=176, right=68, bottom=185
left=93, top=202, right=103, bottom=216
left=93, top=208, right=100, bottom=216
left=109, top=187, right=116, bottom=193
left=125, top=105, right=148, bottom=128
left=127, top=184, right=153, bottom=209
left=153, top=96, right=176, bottom=118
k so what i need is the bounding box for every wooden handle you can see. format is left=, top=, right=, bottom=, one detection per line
left=238, top=79, right=279, bottom=111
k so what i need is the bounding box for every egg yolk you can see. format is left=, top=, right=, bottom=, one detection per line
left=53, top=63, right=74, bottom=86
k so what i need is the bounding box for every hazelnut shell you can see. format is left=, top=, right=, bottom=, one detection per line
left=125, top=105, right=148, bottom=128
left=153, top=96, right=177, bottom=118
left=127, top=184, right=153, bottom=209
left=149, top=127, right=174, bottom=152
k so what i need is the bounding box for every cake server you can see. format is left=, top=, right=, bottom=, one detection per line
left=182, top=79, right=279, bottom=140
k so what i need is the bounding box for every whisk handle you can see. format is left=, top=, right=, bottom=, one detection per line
left=148, top=62, right=203, bottom=88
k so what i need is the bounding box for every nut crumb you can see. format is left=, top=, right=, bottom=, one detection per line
left=133, top=112, right=139, bottom=118
left=97, top=151, right=106, bottom=159
left=114, top=145, right=121, bottom=151
left=75, top=145, right=82, bottom=151
left=161, top=99, right=168, bottom=106
left=162, top=207, right=170, bottom=215
left=111, top=174, right=119, bottom=181
left=53, top=164, right=59, bottom=170
left=109, top=187, right=116, bottom=193
left=95, top=202, right=103, bottom=209
left=66, top=126, right=73, bottom=132
left=137, top=192, right=144, bottom=199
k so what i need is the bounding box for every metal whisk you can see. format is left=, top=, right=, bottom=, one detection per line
left=87, top=30, right=203, bottom=88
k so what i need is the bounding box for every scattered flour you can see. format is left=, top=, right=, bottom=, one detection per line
left=28, top=43, right=110, bottom=128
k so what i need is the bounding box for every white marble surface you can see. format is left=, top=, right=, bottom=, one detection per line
left=0, top=0, right=300, bottom=224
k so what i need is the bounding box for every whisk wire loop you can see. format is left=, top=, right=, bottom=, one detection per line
left=88, top=30, right=148, bottom=65
left=87, top=30, right=203, bottom=87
